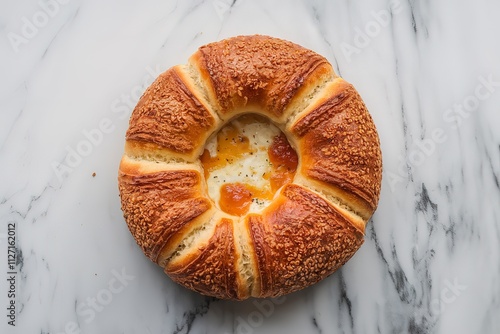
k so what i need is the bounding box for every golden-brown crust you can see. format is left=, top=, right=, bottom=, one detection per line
left=126, top=66, right=219, bottom=160
left=165, top=218, right=240, bottom=299
left=248, top=184, right=364, bottom=297
left=191, top=35, right=333, bottom=121
left=290, top=79, right=382, bottom=218
left=118, top=35, right=382, bottom=300
left=118, top=160, right=211, bottom=262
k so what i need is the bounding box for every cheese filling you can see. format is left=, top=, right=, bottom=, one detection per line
left=200, top=114, right=298, bottom=216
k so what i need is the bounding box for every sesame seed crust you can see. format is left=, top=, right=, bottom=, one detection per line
left=291, top=79, right=382, bottom=218
left=118, top=35, right=382, bottom=300
left=193, top=34, right=332, bottom=119
left=249, top=184, right=364, bottom=298
left=126, top=66, right=219, bottom=160
left=118, top=166, right=211, bottom=262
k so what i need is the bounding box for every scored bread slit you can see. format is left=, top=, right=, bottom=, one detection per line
left=284, top=75, right=339, bottom=130
left=279, top=61, right=336, bottom=126
left=159, top=210, right=218, bottom=267
left=123, top=146, right=192, bottom=165
left=181, top=62, right=222, bottom=121
left=293, top=176, right=366, bottom=232
left=234, top=217, right=259, bottom=298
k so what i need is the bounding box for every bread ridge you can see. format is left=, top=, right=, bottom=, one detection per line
left=289, top=77, right=382, bottom=218
left=118, top=35, right=382, bottom=300
left=246, top=183, right=365, bottom=297
left=118, top=157, right=212, bottom=263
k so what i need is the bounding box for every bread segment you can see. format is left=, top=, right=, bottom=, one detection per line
left=118, top=158, right=211, bottom=262
left=162, top=211, right=259, bottom=299
left=190, top=35, right=334, bottom=122
left=248, top=184, right=364, bottom=298
left=289, top=78, right=382, bottom=219
left=165, top=218, right=240, bottom=299
left=126, top=66, right=220, bottom=161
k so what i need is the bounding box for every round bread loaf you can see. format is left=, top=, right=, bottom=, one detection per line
left=118, top=35, right=382, bottom=300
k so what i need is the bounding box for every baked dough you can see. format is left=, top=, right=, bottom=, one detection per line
left=118, top=35, right=382, bottom=300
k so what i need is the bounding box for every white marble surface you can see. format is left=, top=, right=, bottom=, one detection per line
left=1, top=0, right=500, bottom=333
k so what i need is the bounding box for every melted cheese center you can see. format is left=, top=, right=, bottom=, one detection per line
left=200, top=114, right=298, bottom=216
